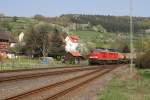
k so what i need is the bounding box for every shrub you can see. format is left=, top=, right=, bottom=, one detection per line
left=136, top=52, right=150, bottom=68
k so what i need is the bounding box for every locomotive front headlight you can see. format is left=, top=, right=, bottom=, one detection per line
left=90, top=56, right=98, bottom=58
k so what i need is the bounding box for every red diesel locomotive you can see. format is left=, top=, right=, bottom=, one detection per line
left=88, top=48, right=127, bottom=65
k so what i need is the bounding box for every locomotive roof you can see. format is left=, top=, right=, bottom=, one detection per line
left=93, top=48, right=118, bottom=52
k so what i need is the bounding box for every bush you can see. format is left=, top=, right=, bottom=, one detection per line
left=136, top=52, right=150, bottom=68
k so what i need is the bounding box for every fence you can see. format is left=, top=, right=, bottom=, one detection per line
left=0, top=56, right=62, bottom=70
left=0, top=56, right=88, bottom=71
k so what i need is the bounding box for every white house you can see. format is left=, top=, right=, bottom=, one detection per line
left=65, top=35, right=79, bottom=52
left=18, top=32, right=24, bottom=42
left=10, top=32, right=25, bottom=47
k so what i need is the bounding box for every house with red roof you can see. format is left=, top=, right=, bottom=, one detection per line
left=64, top=35, right=82, bottom=64
left=65, top=35, right=79, bottom=52
left=0, top=32, right=15, bottom=58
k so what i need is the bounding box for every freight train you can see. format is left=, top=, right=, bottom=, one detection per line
left=88, top=48, right=129, bottom=65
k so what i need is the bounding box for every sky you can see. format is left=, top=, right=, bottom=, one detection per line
left=0, top=0, right=149, bottom=17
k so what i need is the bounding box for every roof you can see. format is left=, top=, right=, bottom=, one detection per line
left=0, top=32, right=16, bottom=43
left=69, top=51, right=81, bottom=57
left=0, top=49, right=9, bottom=52
left=0, top=32, right=9, bottom=40
left=68, top=35, right=79, bottom=43
left=94, top=48, right=118, bottom=52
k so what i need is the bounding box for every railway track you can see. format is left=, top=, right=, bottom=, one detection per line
left=0, top=65, right=104, bottom=83
left=0, top=65, right=89, bottom=73
left=5, top=65, right=119, bottom=100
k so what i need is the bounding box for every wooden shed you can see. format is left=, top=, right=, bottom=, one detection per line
left=63, top=51, right=82, bottom=64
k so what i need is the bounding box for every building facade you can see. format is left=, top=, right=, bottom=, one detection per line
left=65, top=35, right=79, bottom=52
left=0, top=32, right=15, bottom=58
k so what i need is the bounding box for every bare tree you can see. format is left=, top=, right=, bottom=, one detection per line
left=25, top=22, right=53, bottom=57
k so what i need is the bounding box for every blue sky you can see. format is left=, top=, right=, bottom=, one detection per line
left=0, top=0, right=149, bottom=17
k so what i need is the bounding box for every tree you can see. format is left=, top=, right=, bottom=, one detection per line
left=48, top=29, right=66, bottom=57
left=0, top=20, right=12, bottom=31
left=93, top=24, right=106, bottom=32
left=122, top=44, right=130, bottom=53
left=13, top=16, right=18, bottom=22
left=25, top=22, right=53, bottom=57
left=110, top=33, right=130, bottom=52
left=0, top=27, right=7, bottom=32
left=34, top=14, right=45, bottom=21
left=25, top=23, right=65, bottom=58
left=77, top=39, right=90, bottom=57
left=136, top=51, right=150, bottom=68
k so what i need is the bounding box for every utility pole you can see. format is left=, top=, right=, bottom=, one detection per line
left=73, top=15, right=79, bottom=32
left=129, top=0, right=134, bottom=72
left=141, top=33, right=144, bottom=52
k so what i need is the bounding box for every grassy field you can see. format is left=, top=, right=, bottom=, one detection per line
left=0, top=56, right=88, bottom=71
left=70, top=30, right=117, bottom=48
left=98, top=69, right=150, bottom=100
left=0, top=57, right=53, bottom=71
left=70, top=31, right=103, bottom=40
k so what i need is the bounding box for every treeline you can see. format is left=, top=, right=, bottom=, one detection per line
left=0, top=14, right=150, bottom=36
left=60, top=14, right=150, bottom=33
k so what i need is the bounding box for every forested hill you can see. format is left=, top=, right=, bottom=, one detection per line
left=60, top=14, right=150, bottom=33
left=0, top=14, right=150, bottom=36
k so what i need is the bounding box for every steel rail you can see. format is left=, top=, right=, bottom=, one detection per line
left=0, top=66, right=102, bottom=83
left=6, top=68, right=105, bottom=100
left=6, top=65, right=119, bottom=100
left=46, top=66, right=117, bottom=100
left=0, top=65, right=91, bottom=73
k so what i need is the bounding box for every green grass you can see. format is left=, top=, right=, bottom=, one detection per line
left=98, top=69, right=150, bottom=100
left=70, top=30, right=103, bottom=40
left=70, top=30, right=117, bottom=48
left=0, top=56, right=88, bottom=71
left=0, top=57, right=44, bottom=71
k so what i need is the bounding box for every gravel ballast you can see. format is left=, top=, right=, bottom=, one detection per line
left=56, top=65, right=128, bottom=100
left=0, top=69, right=95, bottom=100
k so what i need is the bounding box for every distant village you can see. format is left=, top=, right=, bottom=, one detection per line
left=0, top=31, right=84, bottom=64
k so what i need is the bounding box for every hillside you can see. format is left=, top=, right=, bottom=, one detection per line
left=70, top=30, right=129, bottom=51
left=60, top=14, right=150, bottom=33
left=0, top=14, right=150, bottom=52
left=0, top=16, right=38, bottom=36
left=1, top=14, right=150, bottom=36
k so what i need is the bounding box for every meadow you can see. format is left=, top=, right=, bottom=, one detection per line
left=99, top=68, right=150, bottom=100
